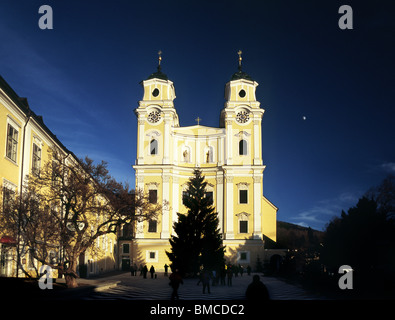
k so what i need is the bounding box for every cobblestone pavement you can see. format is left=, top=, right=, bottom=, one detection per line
left=81, top=272, right=326, bottom=300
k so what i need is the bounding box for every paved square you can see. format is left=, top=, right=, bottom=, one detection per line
left=82, top=272, right=325, bottom=300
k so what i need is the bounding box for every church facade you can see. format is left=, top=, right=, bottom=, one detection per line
left=131, top=54, right=277, bottom=272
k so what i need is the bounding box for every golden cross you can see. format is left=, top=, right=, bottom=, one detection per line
left=237, top=50, right=242, bottom=68
left=195, top=117, right=201, bottom=125
left=158, top=50, right=162, bottom=65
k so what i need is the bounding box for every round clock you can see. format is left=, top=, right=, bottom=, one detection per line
left=236, top=111, right=250, bottom=123
left=148, top=110, right=161, bottom=123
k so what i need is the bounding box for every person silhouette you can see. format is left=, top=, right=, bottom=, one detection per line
left=143, top=265, right=148, bottom=278
left=245, top=275, right=270, bottom=301
left=150, top=265, right=155, bottom=279
left=169, top=269, right=183, bottom=300
left=200, top=269, right=211, bottom=294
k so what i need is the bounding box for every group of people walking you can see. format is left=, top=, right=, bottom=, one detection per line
left=130, top=263, right=269, bottom=301
left=195, top=264, right=251, bottom=288
left=195, top=264, right=252, bottom=293
left=130, top=264, right=157, bottom=279
left=169, top=265, right=269, bottom=301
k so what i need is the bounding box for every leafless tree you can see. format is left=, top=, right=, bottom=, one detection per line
left=0, top=147, right=161, bottom=288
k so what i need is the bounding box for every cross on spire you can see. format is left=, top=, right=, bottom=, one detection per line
left=237, top=50, right=243, bottom=71
left=157, top=50, right=162, bottom=72
left=195, top=116, right=201, bottom=125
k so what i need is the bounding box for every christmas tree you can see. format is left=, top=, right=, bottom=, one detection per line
left=166, top=169, right=225, bottom=275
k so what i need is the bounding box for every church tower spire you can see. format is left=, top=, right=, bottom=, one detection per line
left=220, top=51, right=264, bottom=165
left=146, top=50, right=168, bottom=81
left=157, top=50, right=162, bottom=71
left=134, top=51, right=179, bottom=167
left=238, top=50, right=242, bottom=71
left=230, top=50, right=254, bottom=81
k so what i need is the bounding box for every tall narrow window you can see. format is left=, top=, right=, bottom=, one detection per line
left=239, top=139, right=247, bottom=155
left=32, top=143, right=41, bottom=176
left=150, top=139, right=158, bottom=155
left=6, top=124, right=18, bottom=162
left=148, top=220, right=157, bottom=233
left=239, top=220, right=248, bottom=233
left=149, top=189, right=157, bottom=204
left=239, top=189, right=248, bottom=204
left=237, top=212, right=249, bottom=234
left=123, top=243, right=130, bottom=254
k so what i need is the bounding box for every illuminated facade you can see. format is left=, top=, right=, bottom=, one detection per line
left=131, top=53, right=277, bottom=271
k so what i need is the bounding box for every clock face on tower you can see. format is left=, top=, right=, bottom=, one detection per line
left=148, top=110, right=161, bottom=123
left=236, top=110, right=250, bottom=123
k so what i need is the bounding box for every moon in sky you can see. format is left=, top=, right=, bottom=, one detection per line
left=302, top=116, right=307, bottom=120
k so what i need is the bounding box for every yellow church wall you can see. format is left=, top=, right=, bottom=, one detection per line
left=142, top=121, right=165, bottom=165
left=142, top=79, right=175, bottom=102
left=228, top=82, right=256, bottom=102
left=223, top=239, right=265, bottom=268
left=230, top=125, right=254, bottom=164
left=133, top=239, right=171, bottom=272
left=133, top=65, right=277, bottom=273
left=232, top=176, right=254, bottom=239
left=262, top=195, right=277, bottom=242
left=141, top=174, right=163, bottom=238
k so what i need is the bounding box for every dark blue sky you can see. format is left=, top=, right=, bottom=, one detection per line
left=1, top=0, right=394, bottom=230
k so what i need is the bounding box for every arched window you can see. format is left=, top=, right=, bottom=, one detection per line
left=239, top=139, right=247, bottom=155
left=150, top=139, right=158, bottom=155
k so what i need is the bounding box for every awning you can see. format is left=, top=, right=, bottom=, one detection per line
left=0, top=236, right=17, bottom=244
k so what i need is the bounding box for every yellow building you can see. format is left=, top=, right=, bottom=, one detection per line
left=131, top=54, right=277, bottom=272
left=0, top=76, right=116, bottom=278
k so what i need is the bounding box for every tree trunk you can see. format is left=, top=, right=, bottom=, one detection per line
left=64, top=259, right=79, bottom=288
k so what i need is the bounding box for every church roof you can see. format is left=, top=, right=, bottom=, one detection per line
left=146, top=66, right=168, bottom=81
left=230, top=68, right=254, bottom=81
